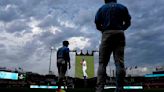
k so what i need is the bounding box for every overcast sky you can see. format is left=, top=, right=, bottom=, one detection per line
left=0, top=0, right=164, bottom=77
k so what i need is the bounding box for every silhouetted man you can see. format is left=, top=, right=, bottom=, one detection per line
left=57, top=40, right=71, bottom=91
left=95, top=0, right=131, bottom=92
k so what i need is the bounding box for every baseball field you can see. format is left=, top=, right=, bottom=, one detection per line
left=75, top=56, right=94, bottom=79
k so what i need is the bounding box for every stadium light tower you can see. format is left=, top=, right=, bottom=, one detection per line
left=49, top=46, right=54, bottom=74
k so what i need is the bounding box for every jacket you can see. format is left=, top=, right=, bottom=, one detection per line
left=95, top=2, right=131, bottom=31
left=57, top=46, right=70, bottom=62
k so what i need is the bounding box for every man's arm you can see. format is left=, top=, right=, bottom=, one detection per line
left=123, top=7, right=131, bottom=30
left=65, top=48, right=71, bottom=69
left=95, top=8, right=103, bottom=31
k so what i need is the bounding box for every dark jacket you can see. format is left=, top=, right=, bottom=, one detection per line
left=57, top=46, right=70, bottom=62
left=95, top=2, right=131, bottom=31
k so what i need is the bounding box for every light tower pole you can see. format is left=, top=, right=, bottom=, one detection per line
left=49, top=46, right=54, bottom=74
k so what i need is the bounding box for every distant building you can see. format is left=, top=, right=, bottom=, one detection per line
left=153, top=71, right=164, bottom=74
left=154, top=66, right=164, bottom=74
left=156, top=66, right=164, bottom=71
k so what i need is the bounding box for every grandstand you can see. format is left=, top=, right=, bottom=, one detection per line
left=0, top=67, right=164, bottom=92
left=0, top=63, right=164, bottom=92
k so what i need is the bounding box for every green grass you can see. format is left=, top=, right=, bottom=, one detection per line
left=75, top=56, right=94, bottom=79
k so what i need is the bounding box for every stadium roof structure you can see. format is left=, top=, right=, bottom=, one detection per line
left=71, top=50, right=98, bottom=56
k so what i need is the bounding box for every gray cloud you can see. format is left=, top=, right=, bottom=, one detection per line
left=123, top=0, right=164, bottom=68
left=0, top=0, right=164, bottom=76
left=5, top=19, right=30, bottom=33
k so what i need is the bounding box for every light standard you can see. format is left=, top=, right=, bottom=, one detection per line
left=49, top=46, right=54, bottom=74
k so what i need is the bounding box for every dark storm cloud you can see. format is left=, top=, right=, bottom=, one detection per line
left=0, top=4, right=21, bottom=22
left=1, top=39, right=38, bottom=63
left=122, top=0, right=164, bottom=68
left=0, top=0, right=164, bottom=75
left=5, top=19, right=31, bottom=33
left=0, top=44, right=6, bottom=56
left=0, top=0, right=102, bottom=74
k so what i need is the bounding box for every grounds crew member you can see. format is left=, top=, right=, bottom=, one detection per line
left=57, top=40, right=71, bottom=91
left=95, top=0, right=131, bottom=92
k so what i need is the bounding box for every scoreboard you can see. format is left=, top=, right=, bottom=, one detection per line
left=0, top=71, right=18, bottom=80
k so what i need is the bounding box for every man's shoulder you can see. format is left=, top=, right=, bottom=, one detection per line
left=117, top=3, right=127, bottom=9
left=57, top=47, right=62, bottom=51
left=57, top=47, right=68, bottom=51
left=101, top=3, right=126, bottom=9
left=63, top=47, right=69, bottom=52
left=64, top=47, right=69, bottom=50
left=59, top=46, right=69, bottom=49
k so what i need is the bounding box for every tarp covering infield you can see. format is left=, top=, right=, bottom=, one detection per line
left=75, top=55, right=94, bottom=79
